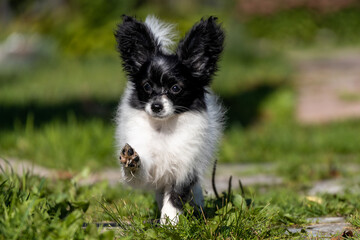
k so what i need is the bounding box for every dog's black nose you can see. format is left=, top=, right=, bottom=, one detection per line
left=151, top=103, right=163, bottom=113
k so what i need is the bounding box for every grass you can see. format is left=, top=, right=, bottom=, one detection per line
left=3, top=84, right=360, bottom=182
left=102, top=198, right=290, bottom=239
left=243, top=7, right=360, bottom=47
left=1, top=53, right=360, bottom=238
left=0, top=116, right=115, bottom=171
left=339, top=91, right=360, bottom=102
left=1, top=165, right=360, bottom=239
left=0, top=168, right=114, bottom=240
left=349, top=212, right=360, bottom=229
left=0, top=55, right=125, bottom=105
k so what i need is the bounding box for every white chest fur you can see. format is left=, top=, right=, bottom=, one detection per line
left=115, top=85, right=223, bottom=189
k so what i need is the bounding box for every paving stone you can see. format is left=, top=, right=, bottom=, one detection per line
left=78, top=169, right=121, bottom=186
left=203, top=174, right=283, bottom=196
left=0, top=158, right=54, bottom=178
left=203, top=163, right=283, bottom=195
left=308, top=179, right=344, bottom=195
left=288, top=217, right=355, bottom=239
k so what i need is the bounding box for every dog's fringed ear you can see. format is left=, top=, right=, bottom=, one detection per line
left=115, top=16, right=157, bottom=76
left=176, top=17, right=224, bottom=83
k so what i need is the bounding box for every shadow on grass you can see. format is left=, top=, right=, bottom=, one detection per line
left=222, top=83, right=279, bottom=127
left=0, top=83, right=279, bottom=130
left=0, top=99, right=118, bottom=130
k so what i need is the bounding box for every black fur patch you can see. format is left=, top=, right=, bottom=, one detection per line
left=114, top=16, right=224, bottom=114
left=177, top=16, right=225, bottom=84
left=169, top=175, right=198, bottom=210
left=128, top=55, right=208, bottom=113
left=115, top=15, right=158, bottom=77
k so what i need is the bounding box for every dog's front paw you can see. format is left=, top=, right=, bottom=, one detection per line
left=119, top=143, right=140, bottom=172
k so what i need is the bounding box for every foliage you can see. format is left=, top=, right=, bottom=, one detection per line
left=3, top=0, right=138, bottom=55
left=255, top=187, right=360, bottom=220
left=1, top=164, right=360, bottom=239
left=243, top=7, right=360, bottom=47
left=348, top=211, right=360, bottom=228
left=0, top=169, right=114, bottom=240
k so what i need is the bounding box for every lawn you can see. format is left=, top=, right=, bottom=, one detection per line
left=1, top=2, right=360, bottom=239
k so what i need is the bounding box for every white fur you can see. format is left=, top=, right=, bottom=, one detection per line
left=145, top=15, right=177, bottom=54
left=115, top=82, right=224, bottom=190
left=159, top=188, right=182, bottom=224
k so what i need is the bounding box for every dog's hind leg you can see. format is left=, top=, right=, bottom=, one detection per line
left=156, top=190, right=164, bottom=211
left=190, top=182, right=204, bottom=208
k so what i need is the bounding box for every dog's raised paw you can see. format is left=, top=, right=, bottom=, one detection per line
left=119, top=143, right=140, bottom=171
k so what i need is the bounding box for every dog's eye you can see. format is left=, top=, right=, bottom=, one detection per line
left=143, top=82, right=152, bottom=93
left=170, top=84, right=182, bottom=94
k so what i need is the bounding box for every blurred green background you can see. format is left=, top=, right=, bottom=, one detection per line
left=1, top=0, right=360, bottom=181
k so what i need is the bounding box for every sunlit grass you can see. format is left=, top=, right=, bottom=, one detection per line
left=0, top=169, right=114, bottom=240
left=2, top=168, right=358, bottom=239
left=0, top=55, right=125, bottom=105
left=0, top=115, right=115, bottom=171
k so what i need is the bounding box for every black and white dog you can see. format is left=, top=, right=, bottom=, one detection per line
left=115, top=15, right=225, bottom=224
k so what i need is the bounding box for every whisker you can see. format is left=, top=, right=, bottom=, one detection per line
left=174, top=105, right=191, bottom=112
left=130, top=170, right=136, bottom=178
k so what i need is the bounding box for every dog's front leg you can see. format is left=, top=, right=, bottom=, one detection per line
left=119, top=143, right=140, bottom=172
left=159, top=179, right=204, bottom=225
left=119, top=143, right=146, bottom=187
left=159, top=186, right=183, bottom=225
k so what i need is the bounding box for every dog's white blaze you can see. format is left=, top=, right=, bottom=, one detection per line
left=145, top=15, right=177, bottom=54
left=160, top=95, right=174, bottom=117
left=116, top=82, right=224, bottom=189
left=144, top=95, right=175, bottom=119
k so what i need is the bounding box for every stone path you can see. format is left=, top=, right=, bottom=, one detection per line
left=0, top=158, right=283, bottom=191
left=0, top=158, right=58, bottom=178
left=294, top=49, right=360, bottom=124
left=2, top=157, right=354, bottom=196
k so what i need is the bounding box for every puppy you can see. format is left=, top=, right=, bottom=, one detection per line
left=114, top=15, right=225, bottom=224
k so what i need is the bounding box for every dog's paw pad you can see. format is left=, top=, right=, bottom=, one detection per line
left=119, top=143, right=140, bottom=171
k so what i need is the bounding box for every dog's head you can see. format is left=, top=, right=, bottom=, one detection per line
left=115, top=15, right=224, bottom=119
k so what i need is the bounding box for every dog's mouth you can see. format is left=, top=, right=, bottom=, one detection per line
left=146, top=111, right=174, bottom=120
